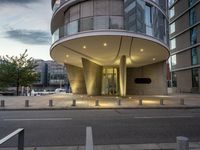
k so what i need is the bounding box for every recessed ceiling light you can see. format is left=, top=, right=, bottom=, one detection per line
left=66, top=55, right=69, bottom=58
left=83, top=45, right=86, bottom=49
left=103, top=43, right=107, bottom=47
left=140, top=49, right=144, bottom=52
left=153, top=58, right=156, bottom=61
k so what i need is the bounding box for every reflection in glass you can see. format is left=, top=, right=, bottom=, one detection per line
left=110, top=16, right=124, bottom=29
left=191, top=47, right=198, bottom=65
left=190, top=27, right=197, bottom=45
left=67, top=21, right=78, bottom=35
left=80, top=17, right=93, bottom=31
left=102, top=68, right=118, bottom=95
left=94, top=16, right=109, bottom=30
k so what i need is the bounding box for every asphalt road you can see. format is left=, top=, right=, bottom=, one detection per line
left=1, top=109, right=200, bottom=147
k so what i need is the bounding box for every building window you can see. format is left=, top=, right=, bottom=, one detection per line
left=169, top=0, right=175, bottom=7
left=170, top=38, right=176, bottom=50
left=189, top=0, right=196, bottom=7
left=110, top=16, right=124, bottom=29
left=145, top=4, right=153, bottom=35
left=169, top=7, right=175, bottom=18
left=94, top=0, right=109, bottom=16
left=192, top=68, right=199, bottom=87
left=190, top=27, right=197, bottom=45
left=172, top=55, right=177, bottom=66
left=191, top=47, right=198, bottom=65
left=69, top=5, right=80, bottom=21
left=170, top=22, right=175, bottom=34
left=67, top=20, right=78, bottom=35
left=80, top=1, right=93, bottom=18
left=189, top=8, right=196, bottom=26
left=172, top=72, right=177, bottom=87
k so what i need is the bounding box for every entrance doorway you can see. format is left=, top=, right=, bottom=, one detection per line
left=102, top=67, right=119, bottom=95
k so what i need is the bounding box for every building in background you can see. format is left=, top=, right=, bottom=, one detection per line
left=169, top=0, right=200, bottom=93
left=33, top=60, right=69, bottom=91
left=50, top=0, right=169, bottom=96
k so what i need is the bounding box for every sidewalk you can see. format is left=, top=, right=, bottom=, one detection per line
left=1, top=142, right=200, bottom=150
left=1, top=93, right=200, bottom=110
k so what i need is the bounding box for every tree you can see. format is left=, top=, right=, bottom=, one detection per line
left=0, top=50, right=38, bottom=95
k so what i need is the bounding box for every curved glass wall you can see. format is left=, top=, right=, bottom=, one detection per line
left=52, top=0, right=169, bottom=46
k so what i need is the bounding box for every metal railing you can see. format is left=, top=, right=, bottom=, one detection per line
left=0, top=128, right=24, bottom=150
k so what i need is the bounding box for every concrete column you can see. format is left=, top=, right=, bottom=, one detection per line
left=65, top=64, right=87, bottom=94
left=119, top=55, right=127, bottom=97
left=82, top=58, right=103, bottom=96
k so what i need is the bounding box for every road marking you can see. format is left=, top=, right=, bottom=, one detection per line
left=3, top=118, right=72, bottom=121
left=134, top=116, right=194, bottom=119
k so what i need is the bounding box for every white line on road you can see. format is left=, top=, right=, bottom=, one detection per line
left=3, top=118, right=72, bottom=121
left=134, top=116, right=194, bottom=119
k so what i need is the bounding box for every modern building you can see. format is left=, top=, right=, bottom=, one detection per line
left=169, top=0, right=200, bottom=93
left=33, top=60, right=69, bottom=91
left=50, top=0, right=169, bottom=96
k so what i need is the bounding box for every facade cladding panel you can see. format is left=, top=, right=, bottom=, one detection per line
left=169, top=0, right=200, bottom=93
left=50, top=0, right=169, bottom=96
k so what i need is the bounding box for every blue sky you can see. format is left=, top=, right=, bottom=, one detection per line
left=0, top=0, right=52, bottom=60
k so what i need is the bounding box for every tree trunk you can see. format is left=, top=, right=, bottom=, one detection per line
left=16, top=85, right=19, bottom=96
left=16, top=69, right=20, bottom=96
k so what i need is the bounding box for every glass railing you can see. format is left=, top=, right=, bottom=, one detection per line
left=52, top=0, right=70, bottom=13
left=52, top=16, right=169, bottom=47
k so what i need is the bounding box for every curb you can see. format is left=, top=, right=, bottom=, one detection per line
left=1, top=106, right=200, bottom=111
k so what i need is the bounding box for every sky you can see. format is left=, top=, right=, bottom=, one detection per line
left=0, top=0, right=52, bottom=60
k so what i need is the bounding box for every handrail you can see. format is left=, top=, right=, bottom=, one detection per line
left=0, top=128, right=24, bottom=150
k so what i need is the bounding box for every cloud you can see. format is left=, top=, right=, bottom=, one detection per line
left=5, top=29, right=51, bottom=45
left=0, top=0, right=40, bottom=4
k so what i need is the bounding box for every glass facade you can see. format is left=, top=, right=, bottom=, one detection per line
left=189, top=8, right=196, bottom=26
left=169, top=7, right=175, bottom=18
left=170, top=38, right=176, bottom=49
left=172, top=72, right=177, bottom=87
left=189, top=0, right=196, bottom=7
left=171, top=55, right=177, bottom=66
left=170, top=22, right=175, bottom=34
left=52, top=0, right=169, bottom=46
left=102, top=68, right=118, bottom=95
left=168, top=0, right=175, bottom=7
left=191, top=47, right=198, bottom=65
left=190, top=27, right=197, bottom=45
left=192, top=68, right=199, bottom=87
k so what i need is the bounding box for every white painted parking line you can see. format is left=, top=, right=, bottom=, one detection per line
left=134, top=116, right=194, bottom=119
left=3, top=118, right=72, bottom=121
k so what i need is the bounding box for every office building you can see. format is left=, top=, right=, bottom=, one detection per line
left=50, top=0, right=169, bottom=96
left=33, top=60, right=69, bottom=91
left=169, top=0, right=200, bottom=93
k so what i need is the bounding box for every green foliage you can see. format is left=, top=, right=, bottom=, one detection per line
left=0, top=50, right=38, bottom=95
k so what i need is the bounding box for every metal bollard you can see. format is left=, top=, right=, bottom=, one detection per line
left=139, top=99, right=143, bottom=105
left=118, top=99, right=121, bottom=106
left=1, top=100, right=5, bottom=107
left=180, top=98, right=184, bottom=105
left=25, top=100, right=29, bottom=107
left=176, top=136, right=189, bottom=150
left=160, top=99, right=164, bottom=105
left=49, top=100, right=53, bottom=107
left=95, top=100, right=99, bottom=106
left=72, top=99, right=76, bottom=106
